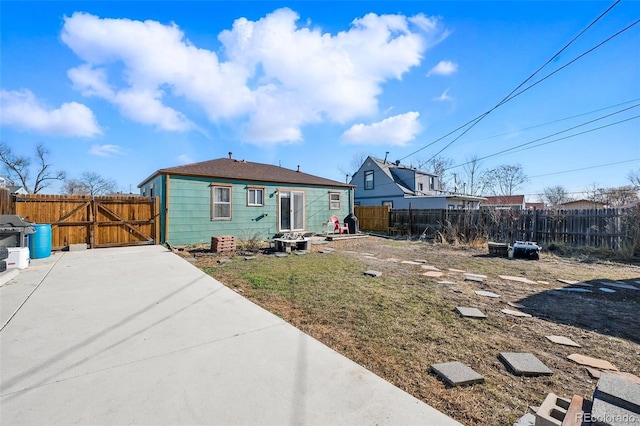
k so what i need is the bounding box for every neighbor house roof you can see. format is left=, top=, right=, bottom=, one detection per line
left=560, top=199, right=607, bottom=208
left=367, top=156, right=437, bottom=195
left=481, top=195, right=525, bottom=206
left=139, top=157, right=352, bottom=188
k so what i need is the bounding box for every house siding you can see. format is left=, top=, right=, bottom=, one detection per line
left=163, top=175, right=351, bottom=245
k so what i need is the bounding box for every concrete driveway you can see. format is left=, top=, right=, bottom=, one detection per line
left=0, top=245, right=460, bottom=425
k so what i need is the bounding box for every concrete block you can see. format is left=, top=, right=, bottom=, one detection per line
left=364, top=270, right=382, bottom=277
left=430, top=361, right=485, bottom=387
left=594, top=372, right=640, bottom=414
left=69, top=243, right=87, bottom=251
left=499, top=352, right=552, bottom=376
left=513, top=412, right=535, bottom=426
left=563, top=395, right=592, bottom=426
left=455, top=307, right=487, bottom=319
left=534, top=393, right=570, bottom=426
left=590, top=398, right=639, bottom=426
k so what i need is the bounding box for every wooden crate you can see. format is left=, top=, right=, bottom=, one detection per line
left=211, top=236, right=236, bottom=253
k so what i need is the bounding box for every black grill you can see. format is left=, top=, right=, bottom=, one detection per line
left=0, top=215, right=36, bottom=248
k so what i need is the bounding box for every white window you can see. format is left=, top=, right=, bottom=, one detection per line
left=329, top=192, right=341, bottom=210
left=364, top=171, right=374, bottom=190
left=418, top=183, right=424, bottom=192
left=247, top=187, right=264, bottom=206
left=212, top=186, right=231, bottom=220
left=429, top=176, right=435, bottom=190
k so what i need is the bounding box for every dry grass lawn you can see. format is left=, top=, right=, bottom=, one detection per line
left=188, top=236, right=640, bottom=426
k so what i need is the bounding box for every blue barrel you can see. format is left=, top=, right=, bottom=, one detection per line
left=29, top=224, right=52, bottom=259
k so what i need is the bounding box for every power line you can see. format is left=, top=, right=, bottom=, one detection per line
left=447, top=105, right=640, bottom=168
left=399, top=0, right=625, bottom=162
left=529, top=158, right=640, bottom=178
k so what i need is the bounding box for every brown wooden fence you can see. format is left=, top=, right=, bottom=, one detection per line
left=0, top=187, right=16, bottom=214
left=14, top=194, right=159, bottom=250
left=354, top=205, right=390, bottom=232
left=359, top=206, right=640, bottom=254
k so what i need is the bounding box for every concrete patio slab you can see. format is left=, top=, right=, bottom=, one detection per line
left=430, top=361, right=484, bottom=387
left=0, top=246, right=460, bottom=425
left=498, top=352, right=552, bottom=376
left=455, top=307, right=487, bottom=319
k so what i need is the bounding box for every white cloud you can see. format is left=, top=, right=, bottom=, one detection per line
left=427, top=60, right=458, bottom=76
left=0, top=89, right=102, bottom=137
left=433, top=88, right=453, bottom=102
left=89, top=144, right=126, bottom=157
left=61, top=9, right=447, bottom=144
left=341, top=112, right=421, bottom=146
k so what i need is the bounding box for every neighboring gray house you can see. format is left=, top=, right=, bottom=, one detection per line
left=350, top=156, right=484, bottom=209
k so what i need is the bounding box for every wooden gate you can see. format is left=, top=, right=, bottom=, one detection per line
left=15, top=194, right=159, bottom=250
left=354, top=205, right=390, bottom=232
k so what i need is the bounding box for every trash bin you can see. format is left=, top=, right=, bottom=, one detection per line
left=344, top=213, right=359, bottom=234
left=29, top=224, right=52, bottom=259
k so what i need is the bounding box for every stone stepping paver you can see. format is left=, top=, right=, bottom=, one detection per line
left=465, top=273, right=486, bottom=283
left=217, top=259, right=232, bottom=263
left=599, top=287, right=616, bottom=293
left=567, top=354, right=618, bottom=371
left=501, top=309, right=532, bottom=318
left=554, top=287, right=592, bottom=293
left=599, top=281, right=638, bottom=290
left=455, top=307, right=487, bottom=319
left=385, top=258, right=400, bottom=262
left=275, top=253, right=289, bottom=257
left=558, top=279, right=579, bottom=285
left=244, top=256, right=257, bottom=260
left=475, top=290, right=500, bottom=298
left=498, top=352, right=552, bottom=376
left=414, top=259, right=427, bottom=264
left=448, top=268, right=465, bottom=273
left=401, top=260, right=423, bottom=265
left=537, top=281, right=550, bottom=285
left=507, top=302, right=525, bottom=309
left=545, top=335, right=581, bottom=347
left=360, top=252, right=374, bottom=256
left=499, top=275, right=536, bottom=285
left=430, top=361, right=485, bottom=387
left=587, top=369, right=640, bottom=384
left=421, top=265, right=441, bottom=271
left=422, top=271, right=444, bottom=278
left=438, top=281, right=456, bottom=285
left=364, top=270, right=382, bottom=277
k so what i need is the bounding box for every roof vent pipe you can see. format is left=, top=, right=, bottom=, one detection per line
left=228, top=152, right=233, bottom=159
left=297, top=165, right=301, bottom=172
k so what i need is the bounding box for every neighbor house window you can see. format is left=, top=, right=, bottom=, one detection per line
left=329, top=192, right=341, bottom=210
left=418, top=183, right=424, bottom=192
left=429, top=176, right=435, bottom=190
left=364, top=171, right=374, bottom=190
left=247, top=187, right=264, bottom=206
left=211, top=186, right=232, bottom=220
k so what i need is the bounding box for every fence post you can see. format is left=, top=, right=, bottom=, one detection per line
left=409, top=202, right=413, bottom=235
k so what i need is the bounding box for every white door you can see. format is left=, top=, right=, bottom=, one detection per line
left=279, top=191, right=304, bottom=231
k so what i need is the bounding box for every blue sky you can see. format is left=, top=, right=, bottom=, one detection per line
left=1, top=1, right=638, bottom=200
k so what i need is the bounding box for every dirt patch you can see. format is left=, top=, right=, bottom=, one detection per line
left=190, top=236, right=640, bottom=425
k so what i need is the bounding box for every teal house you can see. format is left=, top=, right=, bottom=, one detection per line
left=138, top=154, right=354, bottom=245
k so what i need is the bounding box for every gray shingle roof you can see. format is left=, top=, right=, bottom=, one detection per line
left=139, top=158, right=352, bottom=188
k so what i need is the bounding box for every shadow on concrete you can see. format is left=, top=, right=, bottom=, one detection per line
left=516, top=278, right=640, bottom=345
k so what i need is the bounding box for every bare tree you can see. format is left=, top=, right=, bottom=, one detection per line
left=628, top=168, right=640, bottom=189
left=61, top=172, right=119, bottom=196
left=461, top=155, right=486, bottom=195
left=0, top=142, right=66, bottom=193
left=416, top=156, right=453, bottom=191
left=585, top=184, right=639, bottom=207
left=481, top=164, right=527, bottom=196
left=541, top=185, right=571, bottom=207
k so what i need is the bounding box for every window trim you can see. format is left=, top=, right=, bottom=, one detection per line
left=329, top=191, right=341, bottom=210
left=364, top=170, right=374, bottom=190
left=211, top=184, right=233, bottom=221
left=247, top=186, right=265, bottom=207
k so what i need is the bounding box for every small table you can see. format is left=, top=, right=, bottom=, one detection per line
left=273, top=238, right=310, bottom=253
